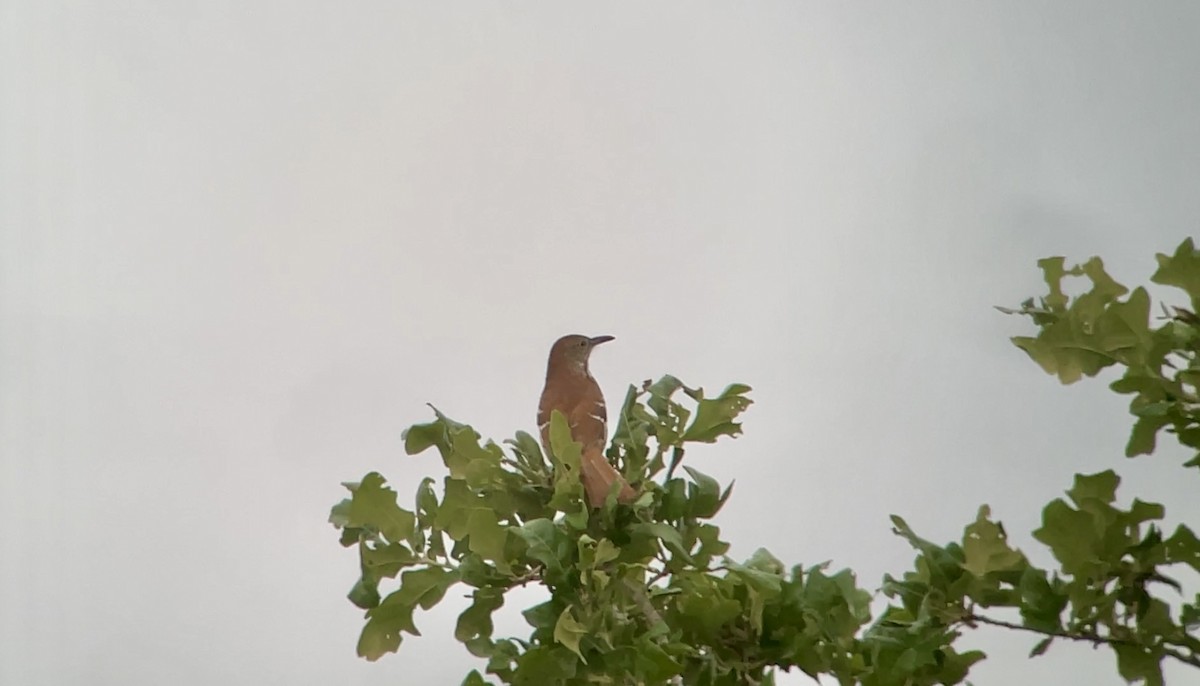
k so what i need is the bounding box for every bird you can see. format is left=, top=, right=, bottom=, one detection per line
left=537, top=334, right=637, bottom=507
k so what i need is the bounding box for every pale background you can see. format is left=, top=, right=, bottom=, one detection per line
left=3, top=2, right=1199, bottom=685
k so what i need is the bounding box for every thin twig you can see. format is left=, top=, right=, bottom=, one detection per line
left=626, top=578, right=666, bottom=629
left=964, top=612, right=1200, bottom=669
left=508, top=566, right=543, bottom=588
left=647, top=567, right=671, bottom=586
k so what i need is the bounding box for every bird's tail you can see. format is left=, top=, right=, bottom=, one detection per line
left=580, top=444, right=637, bottom=507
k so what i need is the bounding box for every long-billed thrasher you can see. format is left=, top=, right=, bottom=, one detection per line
left=537, top=334, right=637, bottom=507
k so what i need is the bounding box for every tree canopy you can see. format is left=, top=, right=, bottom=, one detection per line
left=330, top=239, right=1200, bottom=685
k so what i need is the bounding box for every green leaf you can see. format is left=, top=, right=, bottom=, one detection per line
left=1182, top=595, right=1200, bottom=629
left=553, top=607, right=589, bottom=661
left=338, top=526, right=364, bottom=548
left=727, top=559, right=782, bottom=597
left=455, top=588, right=504, bottom=647
left=1127, top=415, right=1169, bottom=457
left=522, top=599, right=562, bottom=630
left=357, top=566, right=458, bottom=661
left=1139, top=598, right=1177, bottom=636
left=934, top=647, right=987, bottom=685
left=961, top=506, right=1026, bottom=577
left=457, top=554, right=504, bottom=588
left=400, top=566, right=457, bottom=611
left=460, top=670, right=491, bottom=686
left=609, top=384, right=654, bottom=472
left=727, top=554, right=783, bottom=633
left=1029, top=637, right=1054, bottom=658
left=1151, top=238, right=1200, bottom=308
left=513, top=645, right=578, bottom=684
left=547, top=410, right=579, bottom=464
left=890, top=515, right=965, bottom=588
left=677, top=584, right=741, bottom=638
left=1066, top=470, right=1119, bottom=506
left=802, top=565, right=872, bottom=634
left=633, top=636, right=683, bottom=682
left=505, top=430, right=546, bottom=471
left=745, top=547, right=786, bottom=575
left=593, top=538, right=619, bottom=567
left=1080, top=257, right=1129, bottom=302
left=890, top=515, right=941, bottom=556
left=545, top=412, right=586, bottom=516
left=1166, top=524, right=1200, bottom=572
left=342, top=472, right=416, bottom=543
left=465, top=507, right=509, bottom=570
left=1038, top=256, right=1070, bottom=310
left=1018, top=568, right=1066, bottom=633
left=1011, top=335, right=1094, bottom=384
left=659, top=478, right=688, bottom=521
left=356, top=613, right=404, bottom=661
left=646, top=375, right=685, bottom=419
left=437, top=479, right=471, bottom=539
left=361, top=542, right=418, bottom=579
left=415, top=477, right=439, bottom=525
left=513, top=519, right=570, bottom=581
left=681, top=384, right=753, bottom=443
left=348, top=576, right=381, bottom=610
left=329, top=498, right=352, bottom=528
left=630, top=522, right=692, bottom=563
left=1009, top=258, right=1144, bottom=384
left=683, top=466, right=723, bottom=518
left=403, top=419, right=446, bottom=456
left=692, top=523, right=730, bottom=568
left=1032, top=499, right=1098, bottom=577
left=1128, top=498, right=1165, bottom=525
left=455, top=431, right=506, bottom=487
left=1113, top=644, right=1165, bottom=686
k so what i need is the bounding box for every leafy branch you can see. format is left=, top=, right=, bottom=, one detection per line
left=961, top=611, right=1200, bottom=670
left=329, top=239, right=1200, bottom=685
left=1000, top=238, right=1200, bottom=468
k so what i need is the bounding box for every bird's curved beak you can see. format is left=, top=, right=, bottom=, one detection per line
left=588, top=335, right=615, bottom=346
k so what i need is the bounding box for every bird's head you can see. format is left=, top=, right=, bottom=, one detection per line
left=547, top=334, right=614, bottom=375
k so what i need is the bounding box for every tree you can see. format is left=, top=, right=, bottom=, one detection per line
left=330, top=239, right=1200, bottom=685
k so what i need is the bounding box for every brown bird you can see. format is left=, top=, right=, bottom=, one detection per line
left=537, top=334, right=637, bottom=507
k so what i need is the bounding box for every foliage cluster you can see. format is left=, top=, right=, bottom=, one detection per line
left=331, top=239, right=1200, bottom=685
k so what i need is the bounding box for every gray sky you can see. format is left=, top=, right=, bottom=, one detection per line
left=4, top=2, right=1200, bottom=684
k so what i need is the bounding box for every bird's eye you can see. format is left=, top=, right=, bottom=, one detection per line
left=579, top=340, right=588, bottom=347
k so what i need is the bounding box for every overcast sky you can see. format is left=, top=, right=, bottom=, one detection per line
left=4, top=2, right=1200, bottom=685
